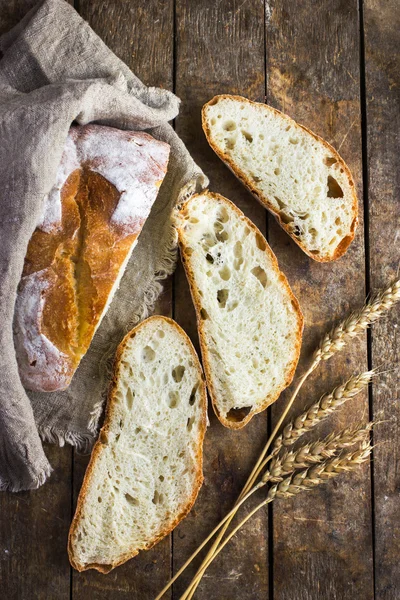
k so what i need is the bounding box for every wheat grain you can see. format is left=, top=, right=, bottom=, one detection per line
left=264, top=423, right=372, bottom=483
left=313, top=279, right=400, bottom=364
left=272, top=371, right=374, bottom=454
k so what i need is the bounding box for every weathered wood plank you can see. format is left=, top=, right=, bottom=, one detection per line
left=0, top=3, right=72, bottom=600
left=71, top=1, right=174, bottom=599
left=172, top=1, right=270, bottom=598
left=266, top=1, right=374, bottom=599
left=0, top=446, right=72, bottom=600
left=364, top=1, right=400, bottom=598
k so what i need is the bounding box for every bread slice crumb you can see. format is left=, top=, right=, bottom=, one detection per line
left=202, top=95, right=358, bottom=262
left=68, top=316, right=207, bottom=573
left=176, top=191, right=303, bottom=429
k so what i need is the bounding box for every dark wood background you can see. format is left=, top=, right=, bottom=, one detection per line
left=1, top=1, right=399, bottom=598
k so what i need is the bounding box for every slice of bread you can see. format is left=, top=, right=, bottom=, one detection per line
left=68, top=316, right=207, bottom=573
left=176, top=191, right=303, bottom=429
left=202, top=95, right=358, bottom=262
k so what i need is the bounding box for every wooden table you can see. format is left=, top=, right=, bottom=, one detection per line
left=1, top=1, right=399, bottom=598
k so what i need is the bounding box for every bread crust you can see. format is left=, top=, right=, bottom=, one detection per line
left=15, top=125, right=170, bottom=392
left=176, top=191, right=304, bottom=430
left=68, top=316, right=207, bottom=573
left=202, top=95, right=358, bottom=262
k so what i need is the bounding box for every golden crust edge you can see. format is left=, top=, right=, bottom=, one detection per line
left=176, top=190, right=304, bottom=430
left=201, top=94, right=358, bottom=263
left=68, top=315, right=208, bottom=573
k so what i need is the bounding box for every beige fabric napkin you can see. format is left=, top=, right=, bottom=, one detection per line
left=0, top=0, right=207, bottom=491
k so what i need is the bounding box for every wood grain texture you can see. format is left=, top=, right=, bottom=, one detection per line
left=265, top=1, right=374, bottom=599
left=172, top=1, right=270, bottom=598
left=72, top=1, right=174, bottom=598
left=0, top=445, right=71, bottom=600
left=364, top=1, right=400, bottom=598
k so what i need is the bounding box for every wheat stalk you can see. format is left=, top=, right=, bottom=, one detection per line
left=180, top=442, right=372, bottom=600
left=156, top=278, right=399, bottom=600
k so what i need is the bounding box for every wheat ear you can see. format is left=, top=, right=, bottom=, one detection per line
left=265, top=422, right=373, bottom=482
left=271, top=371, right=374, bottom=453
left=180, top=443, right=372, bottom=600
left=156, top=279, right=398, bottom=600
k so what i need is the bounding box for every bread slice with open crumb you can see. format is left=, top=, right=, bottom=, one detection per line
left=176, top=191, right=303, bottom=429
left=202, top=95, right=358, bottom=262
left=68, top=316, right=207, bottom=573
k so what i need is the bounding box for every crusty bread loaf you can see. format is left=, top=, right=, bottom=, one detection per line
left=176, top=191, right=303, bottom=429
left=68, top=316, right=207, bottom=573
left=202, top=95, right=358, bottom=262
left=14, top=125, right=170, bottom=392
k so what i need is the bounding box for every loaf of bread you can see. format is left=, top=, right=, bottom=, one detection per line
left=68, top=316, right=207, bottom=573
left=14, top=124, right=170, bottom=392
left=202, top=95, right=358, bottom=262
left=176, top=191, right=303, bottom=429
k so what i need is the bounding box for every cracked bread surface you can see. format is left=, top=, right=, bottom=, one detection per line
left=14, top=125, right=170, bottom=392
left=68, top=316, right=207, bottom=573
left=202, top=95, right=358, bottom=262
left=176, top=191, right=303, bottom=429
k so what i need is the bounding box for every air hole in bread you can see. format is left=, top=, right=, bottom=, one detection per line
left=125, top=493, right=139, bottom=506
left=142, top=346, right=155, bottom=362
left=98, top=496, right=102, bottom=503
left=200, top=308, right=209, bottom=320
left=126, top=387, right=135, bottom=410
left=189, top=217, right=199, bottom=223
left=285, top=125, right=291, bottom=131
left=219, top=265, right=231, bottom=281
left=172, top=365, right=185, bottom=383
left=310, top=249, right=320, bottom=255
left=251, top=266, right=268, bottom=288
left=255, top=233, right=266, bottom=251
left=217, top=288, right=229, bottom=308
left=223, top=120, right=237, bottom=131
left=274, top=168, right=281, bottom=176
left=252, top=357, right=259, bottom=369
left=289, top=138, right=299, bottom=144
left=241, top=130, right=253, bottom=143
left=259, top=134, right=264, bottom=140
left=152, top=491, right=164, bottom=505
left=226, top=406, right=252, bottom=423
left=210, top=118, right=216, bottom=125
left=233, top=241, right=242, bottom=258
left=187, top=416, right=195, bottom=431
left=216, top=228, right=229, bottom=242
left=279, top=211, right=294, bottom=225
left=324, top=156, right=337, bottom=167
left=168, top=391, right=180, bottom=408
left=327, top=175, right=344, bottom=198
left=100, top=431, right=109, bottom=445
left=159, top=475, right=164, bottom=482
left=251, top=173, right=262, bottom=182
left=205, top=253, right=214, bottom=264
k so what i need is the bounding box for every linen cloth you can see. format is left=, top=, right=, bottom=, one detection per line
left=0, top=0, right=207, bottom=491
